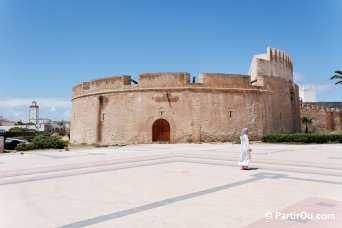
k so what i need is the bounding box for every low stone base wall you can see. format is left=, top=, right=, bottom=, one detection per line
left=0, top=136, right=4, bottom=153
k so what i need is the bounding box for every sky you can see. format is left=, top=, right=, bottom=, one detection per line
left=0, top=0, right=341, bottom=121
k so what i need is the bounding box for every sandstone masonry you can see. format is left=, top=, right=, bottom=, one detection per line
left=300, top=103, right=342, bottom=132
left=71, top=47, right=301, bottom=144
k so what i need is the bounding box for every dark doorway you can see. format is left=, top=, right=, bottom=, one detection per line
left=152, top=119, right=170, bottom=142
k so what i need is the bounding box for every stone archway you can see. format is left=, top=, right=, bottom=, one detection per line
left=152, top=119, right=170, bottom=142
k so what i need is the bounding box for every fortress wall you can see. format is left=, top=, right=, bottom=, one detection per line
left=249, top=47, right=293, bottom=82
left=72, top=84, right=82, bottom=97
left=71, top=96, right=99, bottom=144
left=71, top=76, right=300, bottom=144
left=71, top=47, right=301, bottom=144
left=300, top=105, right=342, bottom=132
left=99, top=93, right=136, bottom=144
left=198, top=92, right=264, bottom=141
left=91, top=90, right=194, bottom=145
left=72, top=82, right=90, bottom=97
left=259, top=77, right=301, bottom=133
left=71, top=78, right=300, bottom=144
left=138, top=72, right=190, bottom=88
left=71, top=89, right=269, bottom=144
left=71, top=76, right=131, bottom=97
left=261, top=75, right=293, bottom=93
left=199, top=73, right=251, bottom=88
left=261, top=89, right=295, bottom=133
left=90, top=76, right=131, bottom=90
left=293, top=84, right=301, bottom=131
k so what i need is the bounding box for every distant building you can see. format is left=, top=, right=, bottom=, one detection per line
left=29, top=101, right=39, bottom=124
left=0, top=116, right=16, bottom=126
left=299, top=86, right=316, bottom=102
left=44, top=121, right=70, bottom=135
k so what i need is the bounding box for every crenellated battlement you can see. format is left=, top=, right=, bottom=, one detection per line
left=199, top=73, right=251, bottom=88
left=72, top=47, right=297, bottom=98
left=301, top=103, right=341, bottom=113
left=267, top=47, right=293, bottom=69
left=72, top=72, right=258, bottom=97
left=72, top=75, right=132, bottom=97
left=300, top=103, right=342, bottom=132
left=138, top=72, right=190, bottom=88
left=249, top=47, right=293, bottom=83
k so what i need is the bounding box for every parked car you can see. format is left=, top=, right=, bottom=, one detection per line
left=4, top=138, right=29, bottom=150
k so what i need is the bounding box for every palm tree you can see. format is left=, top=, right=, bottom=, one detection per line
left=301, top=116, right=313, bottom=133
left=330, top=70, right=342, bottom=85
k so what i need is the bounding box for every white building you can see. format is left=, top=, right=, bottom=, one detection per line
left=299, top=86, right=316, bottom=102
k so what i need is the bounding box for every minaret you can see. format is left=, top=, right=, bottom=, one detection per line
left=29, top=101, right=39, bottom=124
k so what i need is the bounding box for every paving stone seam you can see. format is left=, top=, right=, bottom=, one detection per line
left=58, top=175, right=266, bottom=228
left=1, top=157, right=342, bottom=186
left=185, top=159, right=342, bottom=177
left=2, top=152, right=341, bottom=180
left=0, top=159, right=179, bottom=186
left=0, top=154, right=175, bottom=178
left=175, top=153, right=342, bottom=169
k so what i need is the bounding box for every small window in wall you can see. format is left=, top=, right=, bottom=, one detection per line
left=158, top=107, right=166, bottom=116
left=227, top=107, right=234, bottom=119
left=101, top=112, right=105, bottom=121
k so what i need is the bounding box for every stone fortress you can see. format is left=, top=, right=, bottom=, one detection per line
left=71, top=47, right=301, bottom=145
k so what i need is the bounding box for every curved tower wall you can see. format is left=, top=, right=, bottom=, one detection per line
left=71, top=48, right=300, bottom=144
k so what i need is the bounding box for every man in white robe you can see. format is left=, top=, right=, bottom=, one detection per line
left=238, top=128, right=252, bottom=170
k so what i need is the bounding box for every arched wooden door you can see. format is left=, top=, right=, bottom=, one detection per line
left=152, top=119, right=170, bottom=142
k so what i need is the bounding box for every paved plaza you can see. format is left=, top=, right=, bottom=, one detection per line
left=0, top=143, right=341, bottom=228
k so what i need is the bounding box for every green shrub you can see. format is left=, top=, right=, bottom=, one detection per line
left=9, top=127, right=30, bottom=132
left=262, top=133, right=342, bottom=144
left=16, top=135, right=68, bottom=151
left=32, top=135, right=67, bottom=149
left=15, top=142, right=35, bottom=151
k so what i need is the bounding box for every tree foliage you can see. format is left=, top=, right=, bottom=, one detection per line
left=301, top=116, right=313, bottom=133
left=330, top=70, right=342, bottom=85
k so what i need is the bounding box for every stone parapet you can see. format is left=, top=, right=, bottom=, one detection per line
left=249, top=47, right=293, bottom=83
left=72, top=76, right=131, bottom=97
left=138, top=72, right=190, bottom=88
left=198, top=73, right=250, bottom=88
left=300, top=105, right=342, bottom=132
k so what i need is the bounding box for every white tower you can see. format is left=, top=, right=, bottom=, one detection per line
left=299, top=86, right=317, bottom=102
left=29, top=101, right=39, bottom=124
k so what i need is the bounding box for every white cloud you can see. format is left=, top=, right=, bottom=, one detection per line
left=0, top=97, right=71, bottom=108
left=63, top=110, right=71, bottom=118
